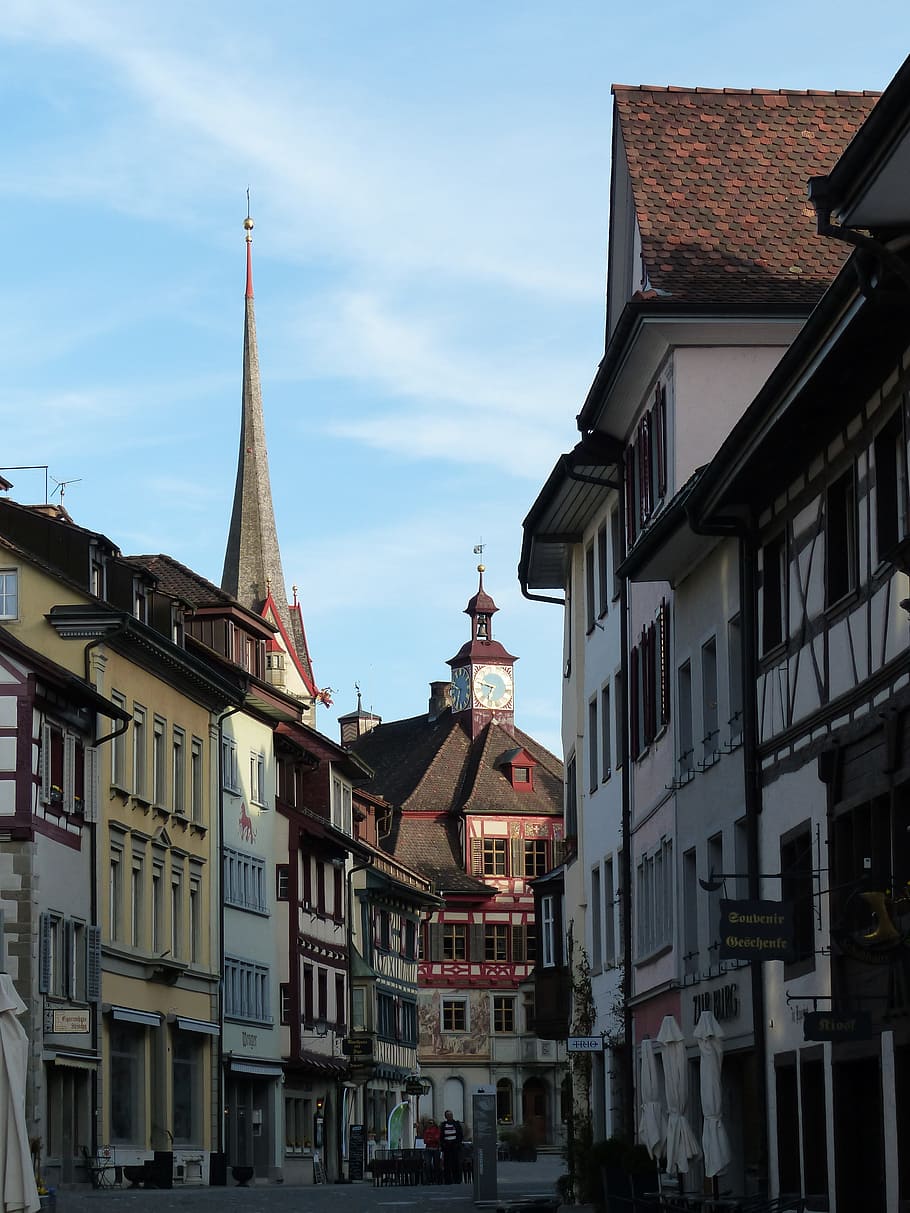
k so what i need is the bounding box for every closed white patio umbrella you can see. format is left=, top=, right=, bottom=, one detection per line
left=657, top=1014, right=701, bottom=1176
left=694, top=1010, right=732, bottom=1178
left=0, top=973, right=40, bottom=1213
left=638, top=1038, right=665, bottom=1160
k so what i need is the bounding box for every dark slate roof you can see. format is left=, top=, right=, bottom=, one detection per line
left=382, top=814, right=492, bottom=896
left=130, top=553, right=272, bottom=629
left=613, top=86, right=878, bottom=304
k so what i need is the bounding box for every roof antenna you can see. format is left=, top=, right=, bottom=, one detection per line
left=50, top=476, right=82, bottom=503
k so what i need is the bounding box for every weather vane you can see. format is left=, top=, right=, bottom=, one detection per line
left=473, top=540, right=485, bottom=557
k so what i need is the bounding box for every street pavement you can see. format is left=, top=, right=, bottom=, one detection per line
left=51, top=1154, right=565, bottom=1213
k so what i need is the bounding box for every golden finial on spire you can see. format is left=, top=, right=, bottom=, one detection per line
left=244, top=187, right=254, bottom=240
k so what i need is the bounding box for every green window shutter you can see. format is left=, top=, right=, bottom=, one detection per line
left=511, top=925, right=524, bottom=963
left=510, top=839, right=523, bottom=878
left=86, top=925, right=102, bottom=1002
left=470, top=923, right=484, bottom=962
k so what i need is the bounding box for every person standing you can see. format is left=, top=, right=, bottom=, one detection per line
left=422, top=1118, right=441, bottom=1182
left=441, top=1110, right=463, bottom=1183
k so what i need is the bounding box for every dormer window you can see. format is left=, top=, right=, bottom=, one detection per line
left=133, top=579, right=148, bottom=623
left=499, top=747, right=537, bottom=791
left=514, top=766, right=530, bottom=785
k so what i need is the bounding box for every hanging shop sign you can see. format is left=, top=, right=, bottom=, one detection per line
left=567, top=1036, right=604, bottom=1052
left=803, top=1010, right=873, bottom=1042
left=342, top=1036, right=374, bottom=1059
left=718, top=899, right=794, bottom=962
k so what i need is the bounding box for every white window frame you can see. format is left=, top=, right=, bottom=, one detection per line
left=0, top=569, right=18, bottom=620
left=221, top=736, right=240, bottom=793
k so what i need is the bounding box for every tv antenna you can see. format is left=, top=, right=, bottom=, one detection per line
left=50, top=476, right=82, bottom=503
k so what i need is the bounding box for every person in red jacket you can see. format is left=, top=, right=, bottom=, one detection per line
left=422, top=1119, right=441, bottom=1182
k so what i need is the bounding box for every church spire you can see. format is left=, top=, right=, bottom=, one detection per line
left=222, top=212, right=318, bottom=700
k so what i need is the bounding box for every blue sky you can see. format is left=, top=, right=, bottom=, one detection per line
left=1, top=2, right=905, bottom=755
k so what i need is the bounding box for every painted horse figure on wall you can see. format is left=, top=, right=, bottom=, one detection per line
left=239, top=801, right=256, bottom=842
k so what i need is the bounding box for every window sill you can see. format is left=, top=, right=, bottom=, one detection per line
left=634, top=941, right=673, bottom=967
left=824, top=587, right=861, bottom=622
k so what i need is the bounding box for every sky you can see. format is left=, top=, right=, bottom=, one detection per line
left=0, top=2, right=906, bottom=756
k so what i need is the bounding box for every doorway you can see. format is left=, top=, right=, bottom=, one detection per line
left=522, top=1077, right=548, bottom=1145
left=833, top=1055, right=883, bottom=1212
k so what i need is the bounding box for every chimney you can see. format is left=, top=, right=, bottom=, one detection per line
left=428, top=680, right=452, bottom=722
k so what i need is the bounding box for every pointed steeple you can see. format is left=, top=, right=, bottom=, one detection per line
left=222, top=212, right=317, bottom=700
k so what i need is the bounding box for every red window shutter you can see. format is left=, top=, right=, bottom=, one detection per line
left=641, top=412, right=653, bottom=523
left=646, top=623, right=657, bottom=743
left=629, top=644, right=640, bottom=758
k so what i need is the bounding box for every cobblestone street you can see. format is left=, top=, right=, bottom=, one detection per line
left=49, top=1155, right=565, bottom=1213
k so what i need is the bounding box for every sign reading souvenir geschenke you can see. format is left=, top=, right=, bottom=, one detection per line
left=718, top=899, right=795, bottom=962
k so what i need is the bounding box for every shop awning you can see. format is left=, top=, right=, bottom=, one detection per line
left=227, top=1059, right=284, bottom=1077
left=172, top=1016, right=220, bottom=1036
left=44, top=1053, right=100, bottom=1070
left=105, top=1005, right=162, bottom=1027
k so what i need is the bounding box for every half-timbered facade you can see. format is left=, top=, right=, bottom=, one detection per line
left=690, top=57, right=910, bottom=1209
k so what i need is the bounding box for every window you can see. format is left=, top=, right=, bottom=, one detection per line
left=707, top=833, right=723, bottom=950
left=565, top=755, right=578, bottom=841
left=585, top=543, right=596, bottom=632
left=677, top=661, right=694, bottom=780
left=172, top=1031, right=202, bottom=1144
left=276, top=864, right=290, bottom=901
left=189, top=873, right=201, bottom=964
left=442, top=923, right=466, bottom=960
left=600, top=684, right=612, bottom=780
left=38, top=911, right=63, bottom=995
left=221, top=736, right=239, bottom=793
left=492, top=995, right=515, bottom=1033
left=110, top=844, right=123, bottom=941
left=614, top=674, right=624, bottom=769
left=151, top=860, right=164, bottom=953
left=591, top=865, right=602, bottom=971
left=224, top=848, right=267, bottom=912
left=132, top=705, right=147, bottom=798
left=483, top=839, right=506, bottom=876
left=588, top=697, right=598, bottom=793
left=171, top=867, right=183, bottom=958
left=727, top=615, right=743, bottom=746
left=636, top=837, right=673, bottom=959
left=152, top=717, right=167, bottom=806
left=540, top=895, right=556, bottom=968
left=875, top=409, right=908, bottom=561
left=683, top=848, right=698, bottom=978
left=827, top=467, right=858, bottom=605
left=630, top=600, right=670, bottom=759
left=250, top=751, right=266, bottom=806
left=111, top=692, right=127, bottom=788
left=110, top=1023, right=144, bottom=1143
left=403, top=918, right=417, bottom=960
left=597, top=523, right=609, bottom=617
left=624, top=382, right=668, bottom=546
left=442, top=998, right=467, bottom=1031
left=224, top=957, right=271, bottom=1021
left=130, top=855, right=143, bottom=947
left=376, top=909, right=391, bottom=951
left=485, top=924, right=508, bottom=961
left=335, top=973, right=346, bottom=1030
left=781, top=824, right=815, bottom=973
left=0, top=569, right=18, bottom=619
left=190, top=737, right=204, bottom=821
left=762, top=532, right=786, bottom=653
left=603, top=858, right=616, bottom=965
left=701, top=636, right=719, bottom=765
left=172, top=728, right=185, bottom=815
left=524, top=840, right=548, bottom=878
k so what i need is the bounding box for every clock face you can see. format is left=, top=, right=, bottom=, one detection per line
left=473, top=664, right=513, bottom=710
left=451, top=667, right=471, bottom=711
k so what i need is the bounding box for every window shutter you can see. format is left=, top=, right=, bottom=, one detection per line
left=510, top=838, right=523, bottom=879
left=640, top=412, right=653, bottom=522
left=511, top=925, right=525, bottom=963
left=646, top=623, right=657, bottom=743
left=63, top=734, right=76, bottom=812
left=83, top=746, right=100, bottom=822
left=629, top=644, right=641, bottom=758
left=0, top=910, right=5, bottom=974
left=659, top=600, right=671, bottom=729
left=39, top=913, right=51, bottom=993
left=624, top=446, right=636, bottom=548
left=470, top=838, right=483, bottom=876
left=470, top=923, right=485, bottom=962
left=655, top=384, right=668, bottom=499
left=552, top=839, right=566, bottom=868
left=40, top=724, right=52, bottom=804
left=429, top=922, right=443, bottom=962
left=65, top=919, right=76, bottom=998
left=87, top=925, right=102, bottom=1001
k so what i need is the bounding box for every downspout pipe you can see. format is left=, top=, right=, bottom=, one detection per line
left=683, top=501, right=768, bottom=1190
left=339, top=856, right=373, bottom=1182
left=807, top=177, right=910, bottom=294
left=617, top=475, right=634, bottom=1141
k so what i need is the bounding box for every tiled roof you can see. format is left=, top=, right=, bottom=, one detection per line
left=350, top=709, right=563, bottom=819
left=382, top=815, right=492, bottom=895
left=130, top=553, right=235, bottom=608
left=613, top=86, right=878, bottom=304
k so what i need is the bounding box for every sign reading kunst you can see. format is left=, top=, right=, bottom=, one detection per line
left=718, top=899, right=795, bottom=962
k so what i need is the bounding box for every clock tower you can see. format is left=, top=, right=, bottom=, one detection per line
left=448, top=566, right=517, bottom=738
